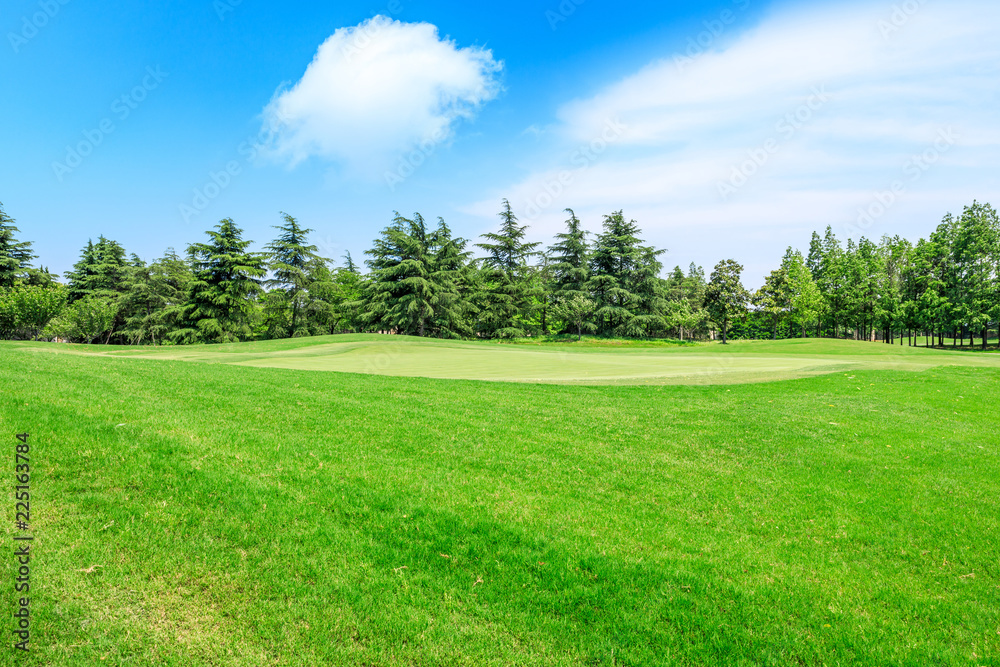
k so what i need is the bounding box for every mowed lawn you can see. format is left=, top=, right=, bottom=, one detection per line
left=37, top=334, right=1000, bottom=385
left=0, top=339, right=998, bottom=665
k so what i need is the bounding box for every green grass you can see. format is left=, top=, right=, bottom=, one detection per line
left=0, top=339, right=998, bottom=665
left=14, top=334, right=1000, bottom=385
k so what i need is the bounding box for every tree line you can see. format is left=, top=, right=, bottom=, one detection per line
left=1, top=199, right=998, bottom=347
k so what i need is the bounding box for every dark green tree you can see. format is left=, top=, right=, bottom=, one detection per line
left=119, top=249, right=193, bottom=345
left=952, top=202, right=999, bottom=348
left=475, top=199, right=542, bottom=338
left=0, top=203, right=36, bottom=288
left=548, top=209, right=590, bottom=300
left=586, top=211, right=665, bottom=337
left=705, top=259, right=749, bottom=344
left=65, top=236, right=129, bottom=302
left=265, top=212, right=324, bottom=338
left=175, top=219, right=266, bottom=343
left=360, top=214, right=472, bottom=338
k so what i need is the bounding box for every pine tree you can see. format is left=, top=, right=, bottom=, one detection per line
left=360, top=213, right=471, bottom=338
left=265, top=212, right=323, bottom=338
left=176, top=219, right=266, bottom=343
left=586, top=211, right=666, bottom=337
left=475, top=199, right=541, bottom=338
left=119, top=249, right=193, bottom=345
left=548, top=209, right=590, bottom=299
left=65, top=236, right=128, bottom=302
left=343, top=251, right=360, bottom=274
left=0, top=203, right=36, bottom=288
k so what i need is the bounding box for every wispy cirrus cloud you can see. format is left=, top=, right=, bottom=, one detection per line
left=466, top=0, right=1000, bottom=283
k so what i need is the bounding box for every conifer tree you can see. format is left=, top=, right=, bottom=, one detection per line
left=548, top=209, right=590, bottom=300
left=265, top=212, right=323, bottom=338
left=120, top=249, right=193, bottom=345
left=176, top=219, right=266, bottom=343
left=475, top=200, right=541, bottom=338
left=0, top=203, right=36, bottom=288
left=586, top=211, right=665, bottom=337
left=65, top=236, right=128, bottom=302
left=360, top=213, right=471, bottom=338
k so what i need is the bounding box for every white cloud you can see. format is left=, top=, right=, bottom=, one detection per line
left=468, top=0, right=1000, bottom=286
left=262, top=16, right=502, bottom=173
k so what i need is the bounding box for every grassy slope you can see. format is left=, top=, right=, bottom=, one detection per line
left=0, top=342, right=998, bottom=665
left=14, top=335, right=1000, bottom=386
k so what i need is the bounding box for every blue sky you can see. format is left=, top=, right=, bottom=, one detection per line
left=2, top=0, right=998, bottom=286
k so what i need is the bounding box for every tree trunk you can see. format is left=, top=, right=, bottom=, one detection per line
left=722, top=322, right=728, bottom=344
left=983, top=328, right=988, bottom=350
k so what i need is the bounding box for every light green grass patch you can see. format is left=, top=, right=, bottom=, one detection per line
left=13, top=335, right=1000, bottom=385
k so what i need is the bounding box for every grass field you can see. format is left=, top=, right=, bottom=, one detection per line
left=18, top=334, right=1000, bottom=385
left=1, top=337, right=998, bottom=665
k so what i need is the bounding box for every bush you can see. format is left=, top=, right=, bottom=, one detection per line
left=45, top=296, right=118, bottom=344
left=0, top=285, right=66, bottom=340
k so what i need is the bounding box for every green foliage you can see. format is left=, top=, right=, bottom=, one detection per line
left=48, top=294, right=119, bottom=343
left=548, top=208, right=590, bottom=300
left=586, top=211, right=666, bottom=338
left=4, top=198, right=1000, bottom=347
left=953, top=201, right=999, bottom=347
left=175, top=219, right=266, bottom=344
left=781, top=248, right=824, bottom=336
left=0, top=284, right=66, bottom=339
left=705, top=259, right=750, bottom=343
left=65, top=236, right=129, bottom=302
left=0, top=202, right=37, bottom=288
left=119, top=249, right=193, bottom=345
left=753, top=267, right=790, bottom=339
left=474, top=200, right=542, bottom=338
left=360, top=213, right=473, bottom=338
left=265, top=212, right=325, bottom=338
left=552, top=293, right=596, bottom=341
